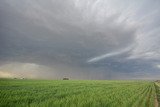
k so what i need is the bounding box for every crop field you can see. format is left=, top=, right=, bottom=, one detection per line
left=155, top=81, right=160, bottom=106
left=0, top=79, right=157, bottom=107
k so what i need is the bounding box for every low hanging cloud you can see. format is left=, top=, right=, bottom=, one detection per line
left=0, top=0, right=160, bottom=79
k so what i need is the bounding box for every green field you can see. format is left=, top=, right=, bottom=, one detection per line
left=0, top=79, right=157, bottom=107
left=155, top=82, right=160, bottom=106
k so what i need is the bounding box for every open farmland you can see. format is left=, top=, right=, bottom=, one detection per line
left=0, top=79, right=157, bottom=107
left=155, top=81, right=160, bottom=106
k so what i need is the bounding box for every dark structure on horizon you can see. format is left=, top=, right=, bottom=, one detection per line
left=63, top=77, right=69, bottom=80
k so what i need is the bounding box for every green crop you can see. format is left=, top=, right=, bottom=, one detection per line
left=0, top=79, right=156, bottom=107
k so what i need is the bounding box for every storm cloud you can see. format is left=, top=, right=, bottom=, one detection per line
left=0, top=0, right=160, bottom=79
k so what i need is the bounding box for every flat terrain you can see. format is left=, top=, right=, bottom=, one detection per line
left=155, top=82, right=160, bottom=106
left=0, top=79, right=156, bottom=107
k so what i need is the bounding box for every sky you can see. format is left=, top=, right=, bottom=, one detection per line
left=0, top=0, right=160, bottom=79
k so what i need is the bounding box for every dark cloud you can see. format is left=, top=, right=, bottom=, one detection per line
left=0, top=0, right=160, bottom=79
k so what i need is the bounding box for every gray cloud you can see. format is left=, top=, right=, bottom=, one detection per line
left=0, top=0, right=160, bottom=79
